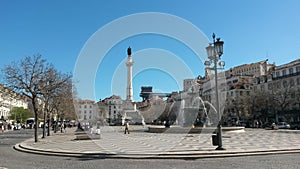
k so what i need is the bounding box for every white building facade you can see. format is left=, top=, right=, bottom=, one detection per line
left=76, top=100, right=98, bottom=123
left=253, top=59, right=300, bottom=122
left=98, top=95, right=123, bottom=124
left=225, top=60, right=275, bottom=78
left=0, top=84, right=28, bottom=120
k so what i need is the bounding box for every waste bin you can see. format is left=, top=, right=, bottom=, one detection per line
left=212, top=134, right=219, bottom=146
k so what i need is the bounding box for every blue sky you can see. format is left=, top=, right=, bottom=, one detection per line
left=0, top=0, right=300, bottom=101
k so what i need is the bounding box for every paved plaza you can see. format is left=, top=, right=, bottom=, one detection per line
left=14, top=126, right=300, bottom=159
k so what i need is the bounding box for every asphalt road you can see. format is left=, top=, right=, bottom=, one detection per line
left=1, top=129, right=300, bottom=169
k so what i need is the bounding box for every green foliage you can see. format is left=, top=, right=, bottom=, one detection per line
left=8, top=107, right=33, bottom=123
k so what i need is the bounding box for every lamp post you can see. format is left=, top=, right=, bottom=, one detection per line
left=204, top=33, right=225, bottom=150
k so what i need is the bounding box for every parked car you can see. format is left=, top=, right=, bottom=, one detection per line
left=276, top=122, right=290, bottom=129
left=290, top=121, right=300, bottom=130
left=262, top=122, right=274, bottom=128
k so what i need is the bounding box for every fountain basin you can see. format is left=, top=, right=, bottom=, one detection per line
left=147, top=125, right=245, bottom=134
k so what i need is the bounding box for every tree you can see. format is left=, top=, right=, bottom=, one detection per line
left=247, top=91, right=274, bottom=122
left=270, top=83, right=293, bottom=122
left=52, top=78, right=76, bottom=132
left=2, top=55, right=52, bottom=142
left=294, top=88, right=300, bottom=120
left=39, top=67, right=72, bottom=137
left=58, top=81, right=76, bottom=121
left=296, top=88, right=300, bottom=108
left=8, top=107, right=32, bottom=123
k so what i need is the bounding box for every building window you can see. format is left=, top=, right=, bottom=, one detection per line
left=84, top=105, right=87, bottom=109
left=253, top=79, right=257, bottom=84
left=90, top=105, right=92, bottom=108
left=260, top=77, right=266, bottom=83
left=282, top=69, right=286, bottom=76
left=276, top=71, right=280, bottom=77
left=84, top=115, right=87, bottom=120
left=89, top=110, right=92, bottom=114
left=84, top=110, right=86, bottom=114
left=261, top=85, right=265, bottom=91
left=297, top=78, right=300, bottom=85
left=296, top=66, right=300, bottom=73
left=289, top=68, right=294, bottom=75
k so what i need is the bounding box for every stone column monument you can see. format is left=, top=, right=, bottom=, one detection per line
left=126, top=47, right=133, bottom=102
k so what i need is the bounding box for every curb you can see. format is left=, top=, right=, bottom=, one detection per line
left=274, top=130, right=300, bottom=134
left=13, top=143, right=300, bottom=159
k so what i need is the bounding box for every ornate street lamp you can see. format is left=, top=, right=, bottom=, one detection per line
left=205, top=33, right=225, bottom=150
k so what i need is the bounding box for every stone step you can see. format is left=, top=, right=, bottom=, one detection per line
left=74, top=133, right=100, bottom=140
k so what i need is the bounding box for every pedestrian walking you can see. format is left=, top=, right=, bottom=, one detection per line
left=124, top=122, right=130, bottom=134
left=61, top=122, right=65, bottom=133
left=64, top=122, right=67, bottom=133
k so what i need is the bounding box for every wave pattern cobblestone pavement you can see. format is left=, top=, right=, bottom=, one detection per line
left=14, top=126, right=300, bottom=159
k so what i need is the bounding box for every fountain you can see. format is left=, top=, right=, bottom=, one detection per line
left=147, top=92, right=209, bottom=133
left=122, top=103, right=146, bottom=126
left=176, top=100, right=185, bottom=126
left=173, top=89, right=209, bottom=128
left=204, top=100, right=218, bottom=127
left=147, top=92, right=245, bottom=133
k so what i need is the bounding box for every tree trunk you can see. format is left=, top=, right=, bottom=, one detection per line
left=54, top=115, right=59, bottom=133
left=47, top=113, right=50, bottom=136
left=34, top=112, right=38, bottom=142
left=42, top=110, right=46, bottom=138
left=32, top=97, right=38, bottom=142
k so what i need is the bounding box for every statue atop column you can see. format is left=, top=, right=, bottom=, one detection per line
left=127, top=47, right=131, bottom=56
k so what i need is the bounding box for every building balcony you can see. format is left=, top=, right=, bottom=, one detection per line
left=273, top=72, right=300, bottom=80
